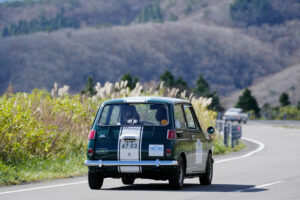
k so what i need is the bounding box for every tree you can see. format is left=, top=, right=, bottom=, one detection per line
left=207, top=91, right=224, bottom=112
left=174, top=76, right=188, bottom=90
left=138, top=4, right=164, bottom=23
left=121, top=72, right=138, bottom=90
left=81, top=76, right=96, bottom=96
left=230, top=0, right=283, bottom=26
left=195, top=75, right=210, bottom=96
left=2, top=26, right=9, bottom=37
left=169, top=13, right=178, bottom=22
left=235, top=88, right=260, bottom=116
left=195, top=75, right=223, bottom=111
left=5, top=82, right=14, bottom=95
left=160, top=70, right=175, bottom=88
left=279, top=92, right=290, bottom=107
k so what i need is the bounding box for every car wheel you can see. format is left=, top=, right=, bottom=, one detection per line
left=169, top=156, right=184, bottom=189
left=200, top=153, right=213, bottom=185
left=121, top=177, right=135, bottom=185
left=88, top=171, right=104, bottom=190
left=244, top=120, right=247, bottom=124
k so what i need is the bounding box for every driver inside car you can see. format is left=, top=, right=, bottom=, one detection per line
left=155, top=106, right=168, bottom=125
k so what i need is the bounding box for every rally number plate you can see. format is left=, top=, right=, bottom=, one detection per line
left=121, top=140, right=138, bottom=149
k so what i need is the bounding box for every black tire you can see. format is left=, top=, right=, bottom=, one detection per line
left=200, top=153, right=213, bottom=185
left=169, top=156, right=185, bottom=189
left=121, top=177, right=135, bottom=185
left=244, top=120, right=247, bottom=124
left=88, top=171, right=104, bottom=190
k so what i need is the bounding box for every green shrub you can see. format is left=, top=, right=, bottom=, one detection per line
left=278, top=106, right=300, bottom=120
left=0, top=90, right=102, bottom=164
left=0, top=94, right=57, bottom=162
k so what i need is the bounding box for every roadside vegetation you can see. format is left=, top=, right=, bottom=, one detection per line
left=0, top=76, right=242, bottom=186
left=234, top=87, right=300, bottom=120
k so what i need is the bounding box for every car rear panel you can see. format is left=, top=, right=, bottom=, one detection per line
left=89, top=102, right=175, bottom=174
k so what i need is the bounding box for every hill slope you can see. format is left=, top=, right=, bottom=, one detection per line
left=222, top=63, right=300, bottom=108
left=0, top=22, right=285, bottom=94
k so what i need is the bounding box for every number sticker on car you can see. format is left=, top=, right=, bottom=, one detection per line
left=121, top=140, right=138, bottom=149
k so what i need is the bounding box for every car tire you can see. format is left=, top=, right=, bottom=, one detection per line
left=88, top=171, right=104, bottom=190
left=169, top=156, right=184, bottom=189
left=121, top=177, right=135, bottom=185
left=200, top=153, right=213, bottom=185
left=244, top=120, right=247, bottom=124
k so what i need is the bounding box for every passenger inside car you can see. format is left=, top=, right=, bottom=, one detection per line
left=121, top=105, right=140, bottom=125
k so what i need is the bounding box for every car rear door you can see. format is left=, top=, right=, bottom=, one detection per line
left=183, top=104, right=207, bottom=173
left=173, top=104, right=193, bottom=174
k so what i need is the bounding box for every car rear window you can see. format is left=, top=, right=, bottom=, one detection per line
left=98, top=103, right=169, bottom=126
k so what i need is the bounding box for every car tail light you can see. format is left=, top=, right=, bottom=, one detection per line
left=166, top=148, right=171, bottom=156
left=88, top=148, right=93, bottom=157
left=167, top=130, right=176, bottom=140
left=237, top=126, right=241, bottom=131
left=88, top=130, right=96, bottom=140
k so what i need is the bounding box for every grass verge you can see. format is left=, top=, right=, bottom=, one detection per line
left=0, top=153, right=87, bottom=186
left=213, top=135, right=246, bottom=155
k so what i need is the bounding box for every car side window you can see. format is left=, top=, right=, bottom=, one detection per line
left=189, top=106, right=204, bottom=133
left=174, top=105, right=187, bottom=129
left=183, top=105, right=196, bottom=129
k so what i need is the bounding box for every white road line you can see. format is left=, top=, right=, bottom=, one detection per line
left=233, top=181, right=283, bottom=192
left=215, top=137, right=265, bottom=164
left=0, top=137, right=265, bottom=195
left=0, top=181, right=87, bottom=195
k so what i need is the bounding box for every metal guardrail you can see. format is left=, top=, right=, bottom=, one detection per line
left=215, top=120, right=242, bottom=148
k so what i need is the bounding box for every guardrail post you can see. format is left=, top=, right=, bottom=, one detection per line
left=231, top=124, right=242, bottom=148
left=216, top=120, right=223, bottom=135
left=223, top=122, right=231, bottom=148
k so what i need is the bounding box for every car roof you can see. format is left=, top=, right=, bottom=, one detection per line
left=102, top=96, right=190, bottom=105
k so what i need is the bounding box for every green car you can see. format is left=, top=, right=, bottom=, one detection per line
left=85, top=96, right=214, bottom=190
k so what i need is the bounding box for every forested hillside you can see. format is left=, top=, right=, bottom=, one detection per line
left=1, top=0, right=300, bottom=96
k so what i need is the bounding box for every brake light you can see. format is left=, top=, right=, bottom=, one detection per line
left=88, top=148, right=93, bottom=156
left=237, top=126, right=241, bottom=131
left=166, top=149, right=171, bottom=156
left=88, top=130, right=96, bottom=140
left=167, top=130, right=176, bottom=140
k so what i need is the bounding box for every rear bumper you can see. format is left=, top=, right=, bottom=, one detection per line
left=84, top=159, right=178, bottom=168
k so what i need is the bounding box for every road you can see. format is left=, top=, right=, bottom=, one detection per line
left=1, top=121, right=300, bottom=200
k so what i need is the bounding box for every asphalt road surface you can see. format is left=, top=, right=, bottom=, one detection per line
left=1, top=121, right=300, bottom=200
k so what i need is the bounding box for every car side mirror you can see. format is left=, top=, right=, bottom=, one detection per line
left=207, top=126, right=215, bottom=134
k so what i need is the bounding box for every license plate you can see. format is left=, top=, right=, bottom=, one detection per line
left=121, top=140, right=138, bottom=149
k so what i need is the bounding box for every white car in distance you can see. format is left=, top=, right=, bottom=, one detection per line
left=223, top=108, right=248, bottom=124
